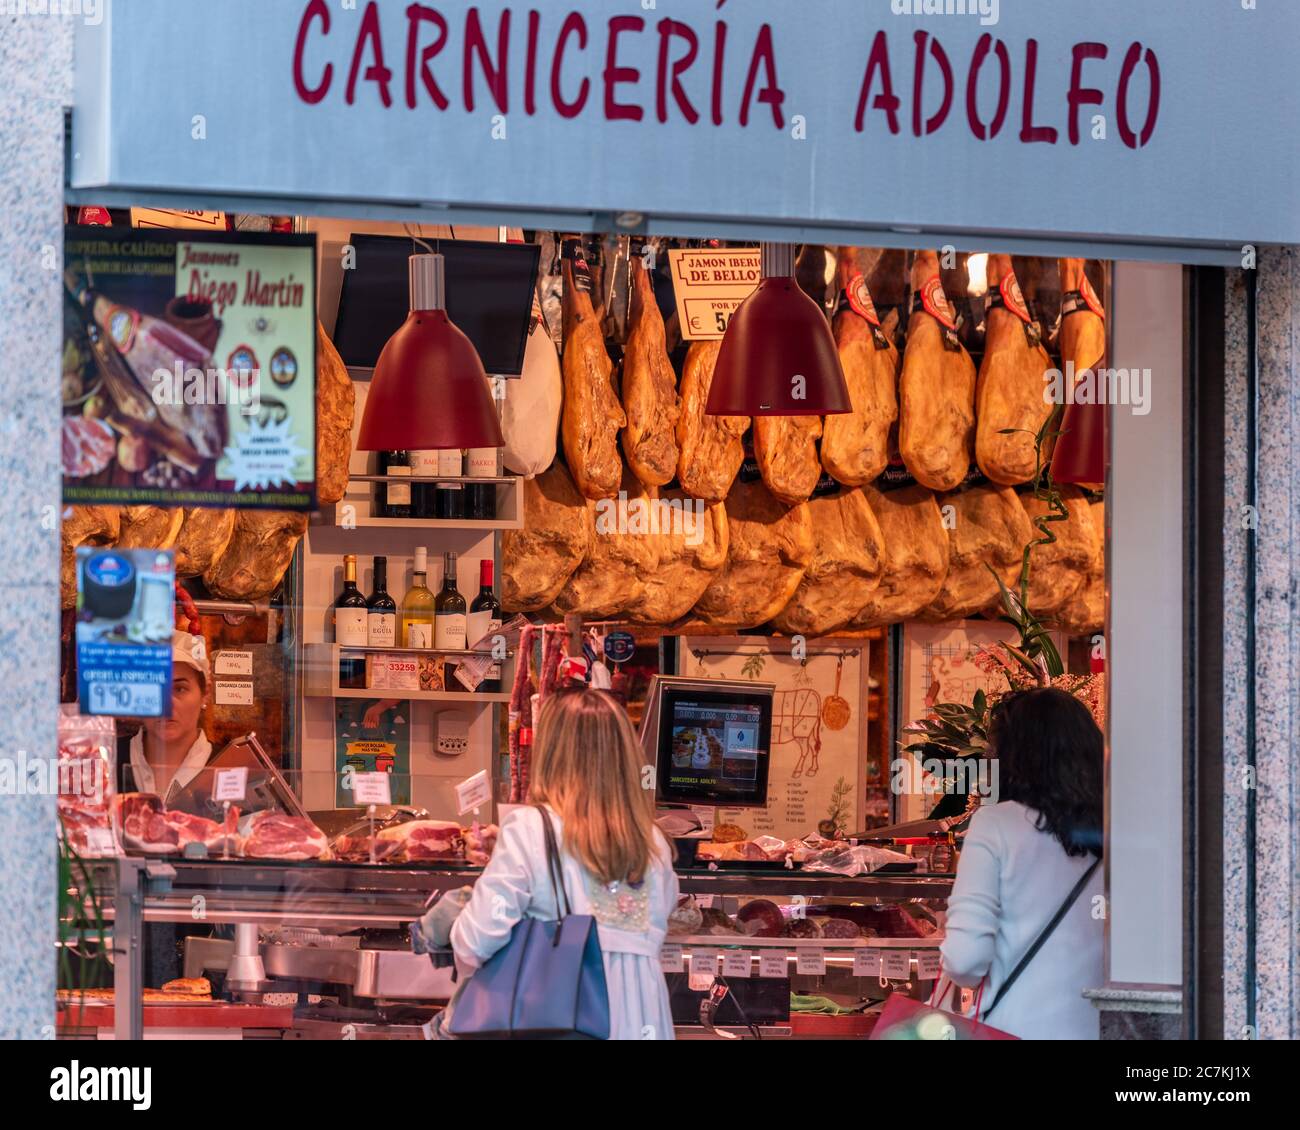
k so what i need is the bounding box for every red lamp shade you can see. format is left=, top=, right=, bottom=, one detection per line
left=356, top=254, right=504, bottom=451
left=1050, top=399, right=1107, bottom=487
left=707, top=246, right=851, bottom=417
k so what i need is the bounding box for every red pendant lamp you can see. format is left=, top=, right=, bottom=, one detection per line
left=356, top=253, right=504, bottom=451
left=706, top=244, right=851, bottom=416
left=1050, top=398, right=1107, bottom=487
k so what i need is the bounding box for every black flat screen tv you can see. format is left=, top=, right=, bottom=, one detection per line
left=653, top=684, right=773, bottom=810
left=332, top=234, right=540, bottom=376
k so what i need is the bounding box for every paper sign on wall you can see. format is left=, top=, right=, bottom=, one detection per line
left=214, top=680, right=254, bottom=706
left=668, top=249, right=760, bottom=341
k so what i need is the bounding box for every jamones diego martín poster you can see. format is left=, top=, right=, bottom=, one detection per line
left=61, top=227, right=317, bottom=510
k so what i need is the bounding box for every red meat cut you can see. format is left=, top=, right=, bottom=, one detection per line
left=62, top=416, right=116, bottom=478
left=114, top=793, right=180, bottom=854
left=240, top=811, right=329, bottom=860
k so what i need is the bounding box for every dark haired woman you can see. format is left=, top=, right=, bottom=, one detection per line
left=939, top=687, right=1104, bottom=1039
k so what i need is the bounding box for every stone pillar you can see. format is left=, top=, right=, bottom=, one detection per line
left=0, top=9, right=74, bottom=1038
left=1222, top=250, right=1300, bottom=1040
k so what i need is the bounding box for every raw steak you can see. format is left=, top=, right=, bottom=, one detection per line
left=822, top=249, right=902, bottom=486
left=560, top=243, right=625, bottom=500
left=899, top=251, right=976, bottom=491
left=203, top=510, right=308, bottom=600
left=502, top=300, right=563, bottom=478
left=772, top=488, right=886, bottom=637
left=60, top=505, right=120, bottom=608
left=173, top=507, right=236, bottom=577
left=163, top=807, right=241, bottom=854
left=114, top=793, right=179, bottom=854
left=852, top=485, right=951, bottom=628
left=754, top=415, right=823, bottom=507
left=316, top=322, right=356, bottom=507
left=921, top=484, right=1033, bottom=622
left=62, top=416, right=116, bottom=478
left=1018, top=486, right=1101, bottom=616
left=624, top=487, right=729, bottom=625
left=620, top=256, right=680, bottom=486
left=1056, top=497, right=1106, bottom=636
left=375, top=819, right=466, bottom=862
left=692, top=478, right=813, bottom=628
left=975, top=254, right=1055, bottom=485
left=675, top=340, right=749, bottom=503
left=502, top=461, right=590, bottom=612
left=240, top=811, right=330, bottom=860
left=551, top=467, right=658, bottom=618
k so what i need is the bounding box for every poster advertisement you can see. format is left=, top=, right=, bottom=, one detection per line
left=334, top=699, right=411, bottom=807
left=75, top=547, right=175, bottom=718
left=61, top=227, right=317, bottom=509
left=682, top=637, right=864, bottom=841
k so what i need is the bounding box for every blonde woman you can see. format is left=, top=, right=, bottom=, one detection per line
left=447, top=689, right=679, bottom=1040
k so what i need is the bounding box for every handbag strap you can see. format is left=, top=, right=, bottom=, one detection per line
left=534, top=805, right=571, bottom=920
left=982, top=855, right=1100, bottom=1021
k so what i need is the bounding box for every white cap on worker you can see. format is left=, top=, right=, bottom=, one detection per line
left=172, top=630, right=210, bottom=686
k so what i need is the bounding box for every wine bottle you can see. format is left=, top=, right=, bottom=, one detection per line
left=381, top=451, right=412, bottom=518
left=409, top=449, right=438, bottom=518
left=465, top=448, right=498, bottom=520
left=434, top=449, right=465, bottom=520
left=366, top=556, right=397, bottom=648
left=434, top=550, right=468, bottom=651
left=400, top=547, right=435, bottom=648
left=334, top=554, right=369, bottom=689
left=468, top=558, right=503, bottom=693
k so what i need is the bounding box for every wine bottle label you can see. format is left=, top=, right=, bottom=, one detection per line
left=368, top=612, right=396, bottom=648
left=410, top=451, right=439, bottom=476
left=387, top=466, right=411, bottom=506
left=467, top=449, right=497, bottom=477
left=437, top=450, right=464, bottom=476
left=435, top=613, right=468, bottom=650
left=335, top=609, right=368, bottom=646
left=404, top=622, right=433, bottom=648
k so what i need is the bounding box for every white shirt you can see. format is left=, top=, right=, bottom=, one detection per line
left=127, top=730, right=212, bottom=805
left=940, top=800, right=1103, bottom=1040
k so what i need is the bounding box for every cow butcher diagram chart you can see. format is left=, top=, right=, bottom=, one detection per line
left=687, top=638, right=864, bottom=841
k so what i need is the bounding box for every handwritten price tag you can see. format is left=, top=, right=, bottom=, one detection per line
left=721, top=951, right=753, bottom=979
left=916, top=950, right=943, bottom=981
left=758, top=951, right=789, bottom=979
left=795, top=949, right=827, bottom=976
left=659, top=944, right=684, bottom=973
left=853, top=949, right=883, bottom=978
left=352, top=771, right=392, bottom=806
left=213, top=767, right=248, bottom=802
left=882, top=950, right=911, bottom=980
left=455, top=770, right=491, bottom=815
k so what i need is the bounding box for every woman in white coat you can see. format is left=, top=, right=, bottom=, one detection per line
left=447, top=688, right=679, bottom=1040
left=940, top=687, right=1104, bottom=1040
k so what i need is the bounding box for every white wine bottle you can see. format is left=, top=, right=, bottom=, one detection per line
left=400, top=547, right=435, bottom=648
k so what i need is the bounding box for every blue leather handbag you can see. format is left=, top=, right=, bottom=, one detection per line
left=448, top=806, right=610, bottom=1040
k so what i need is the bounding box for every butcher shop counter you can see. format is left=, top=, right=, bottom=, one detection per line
left=68, top=858, right=953, bottom=1040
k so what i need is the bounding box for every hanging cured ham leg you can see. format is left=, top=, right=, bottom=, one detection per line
left=620, top=253, right=680, bottom=486
left=975, top=253, right=1054, bottom=485
left=822, top=249, right=902, bottom=486
left=560, top=240, right=625, bottom=500
left=676, top=341, right=748, bottom=503
left=899, top=251, right=975, bottom=491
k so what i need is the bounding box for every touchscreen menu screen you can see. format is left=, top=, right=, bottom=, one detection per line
left=656, top=692, right=770, bottom=808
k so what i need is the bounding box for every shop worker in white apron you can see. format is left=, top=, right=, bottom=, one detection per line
left=120, top=630, right=213, bottom=809
left=940, top=687, right=1104, bottom=1040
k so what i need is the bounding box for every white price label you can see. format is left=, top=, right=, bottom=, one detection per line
left=352, top=771, right=392, bottom=806
left=82, top=826, right=116, bottom=855
left=882, top=950, right=911, bottom=980
left=721, top=951, right=753, bottom=979
left=688, top=950, right=718, bottom=989
left=455, top=770, right=492, bottom=816
left=853, top=949, right=883, bottom=978
left=88, top=681, right=161, bottom=717
left=758, top=951, right=790, bottom=979
left=659, top=944, right=684, bottom=973
left=795, top=949, right=827, bottom=976
left=690, top=806, right=716, bottom=835
left=214, top=680, right=254, bottom=706
left=213, top=767, right=248, bottom=802
left=213, top=650, right=253, bottom=676
left=916, top=950, right=943, bottom=981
